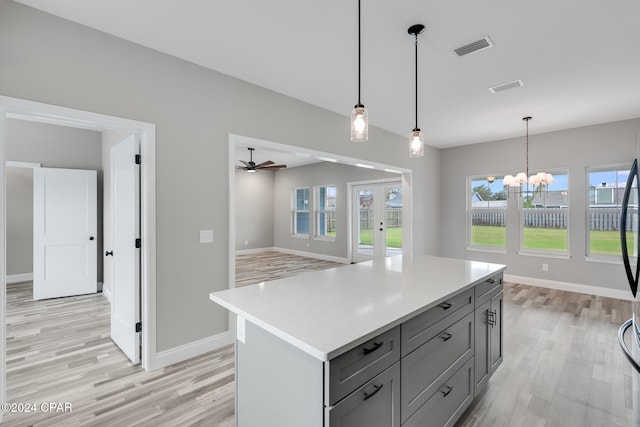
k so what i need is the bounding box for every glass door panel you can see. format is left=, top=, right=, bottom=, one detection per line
left=352, top=182, right=403, bottom=262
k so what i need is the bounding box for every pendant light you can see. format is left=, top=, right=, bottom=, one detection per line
left=408, top=24, right=425, bottom=157
left=351, top=0, right=368, bottom=142
left=503, top=116, right=553, bottom=196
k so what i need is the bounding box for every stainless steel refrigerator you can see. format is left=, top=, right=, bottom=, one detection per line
left=619, top=158, right=640, bottom=425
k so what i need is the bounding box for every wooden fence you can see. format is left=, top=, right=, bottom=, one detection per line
left=359, top=209, right=403, bottom=229
left=472, top=207, right=638, bottom=231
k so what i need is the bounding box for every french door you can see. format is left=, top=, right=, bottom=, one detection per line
left=351, top=181, right=403, bottom=262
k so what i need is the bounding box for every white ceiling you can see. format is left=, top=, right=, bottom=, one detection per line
left=15, top=0, right=640, bottom=148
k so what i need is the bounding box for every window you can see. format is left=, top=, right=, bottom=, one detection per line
left=587, top=164, right=633, bottom=258
left=292, top=187, right=310, bottom=237
left=520, top=171, right=569, bottom=253
left=315, top=185, right=336, bottom=240
left=468, top=176, right=507, bottom=248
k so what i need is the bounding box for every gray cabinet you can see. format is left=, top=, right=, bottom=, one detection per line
left=474, top=275, right=503, bottom=396
left=327, top=362, right=401, bottom=427
left=232, top=272, right=504, bottom=427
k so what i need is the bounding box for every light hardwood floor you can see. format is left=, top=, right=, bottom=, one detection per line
left=235, top=251, right=346, bottom=287
left=4, top=258, right=635, bottom=426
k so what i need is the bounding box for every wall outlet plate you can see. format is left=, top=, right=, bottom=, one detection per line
left=200, top=229, right=213, bottom=243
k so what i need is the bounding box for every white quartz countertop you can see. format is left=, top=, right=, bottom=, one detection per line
left=210, top=255, right=506, bottom=361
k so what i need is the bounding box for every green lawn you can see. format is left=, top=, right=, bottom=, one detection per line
left=472, top=226, right=634, bottom=255
left=359, top=227, right=403, bottom=248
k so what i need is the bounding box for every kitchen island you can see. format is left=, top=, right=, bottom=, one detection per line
left=210, top=254, right=506, bottom=427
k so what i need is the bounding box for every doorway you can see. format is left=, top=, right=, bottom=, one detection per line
left=0, top=96, right=158, bottom=420
left=350, top=180, right=404, bottom=262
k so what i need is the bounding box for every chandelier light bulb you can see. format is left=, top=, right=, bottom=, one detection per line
left=409, top=129, right=424, bottom=157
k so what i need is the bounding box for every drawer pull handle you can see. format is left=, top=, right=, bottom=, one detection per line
left=438, top=302, right=452, bottom=310
left=363, top=384, right=383, bottom=401
left=363, top=341, right=383, bottom=355
left=486, top=278, right=496, bottom=284
left=440, top=332, right=452, bottom=342
left=440, top=385, right=453, bottom=397
left=487, top=310, right=496, bottom=327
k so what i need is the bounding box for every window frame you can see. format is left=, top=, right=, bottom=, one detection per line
left=314, top=185, right=337, bottom=242
left=291, top=187, right=310, bottom=239
left=585, top=163, right=633, bottom=263
left=466, top=175, right=508, bottom=254
left=518, top=168, right=570, bottom=258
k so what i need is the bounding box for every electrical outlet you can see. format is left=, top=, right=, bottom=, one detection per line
left=199, top=229, right=213, bottom=243
left=542, top=263, right=549, bottom=272
left=244, top=240, right=249, bottom=246
left=306, top=242, right=310, bottom=248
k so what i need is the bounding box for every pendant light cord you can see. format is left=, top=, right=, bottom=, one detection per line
left=357, top=0, right=361, bottom=106
left=524, top=117, right=530, bottom=177
left=414, top=32, right=418, bottom=129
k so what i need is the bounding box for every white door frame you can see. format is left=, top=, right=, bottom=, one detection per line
left=347, top=178, right=407, bottom=262
left=227, top=133, right=414, bottom=283
left=0, top=96, right=158, bottom=419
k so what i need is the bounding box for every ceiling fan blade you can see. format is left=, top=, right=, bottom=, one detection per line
left=256, top=160, right=274, bottom=167
left=259, top=164, right=287, bottom=169
left=239, top=160, right=249, bottom=166
left=236, top=166, right=248, bottom=170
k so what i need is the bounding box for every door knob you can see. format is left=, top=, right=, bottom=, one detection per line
left=89, top=236, right=95, bottom=240
left=105, top=250, right=113, bottom=256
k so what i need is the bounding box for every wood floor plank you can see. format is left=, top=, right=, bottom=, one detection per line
left=4, top=257, right=635, bottom=426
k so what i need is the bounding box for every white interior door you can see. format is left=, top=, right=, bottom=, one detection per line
left=33, top=168, right=97, bottom=300
left=351, top=181, right=403, bottom=263
left=109, top=135, right=141, bottom=364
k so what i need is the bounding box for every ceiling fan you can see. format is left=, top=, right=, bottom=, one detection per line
left=237, top=147, right=287, bottom=173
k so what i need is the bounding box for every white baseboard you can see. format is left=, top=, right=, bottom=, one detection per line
left=153, top=331, right=232, bottom=370
left=504, top=274, right=634, bottom=301
left=272, top=247, right=350, bottom=264
left=102, top=285, right=112, bottom=303
left=235, top=246, right=276, bottom=255
left=6, top=273, right=33, bottom=284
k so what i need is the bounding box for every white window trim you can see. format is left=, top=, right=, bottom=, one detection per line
left=314, top=185, right=337, bottom=242
left=466, top=174, right=508, bottom=252
left=519, top=168, right=570, bottom=255
left=291, top=187, right=310, bottom=238
left=585, top=163, right=633, bottom=261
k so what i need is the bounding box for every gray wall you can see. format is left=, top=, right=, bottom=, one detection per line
left=274, top=162, right=398, bottom=259
left=5, top=118, right=104, bottom=283
left=235, top=170, right=275, bottom=250
left=6, top=166, right=32, bottom=276
left=440, top=117, right=640, bottom=292
left=0, top=1, right=440, bottom=352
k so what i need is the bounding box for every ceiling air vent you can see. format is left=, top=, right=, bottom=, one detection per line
left=453, top=36, right=494, bottom=57
left=488, top=79, right=524, bottom=94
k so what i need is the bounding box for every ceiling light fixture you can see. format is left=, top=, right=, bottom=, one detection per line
left=503, top=116, right=553, bottom=196
left=408, top=24, right=426, bottom=157
left=350, top=0, right=368, bottom=142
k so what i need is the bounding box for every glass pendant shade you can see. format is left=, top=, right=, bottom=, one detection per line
left=409, top=128, right=424, bottom=157
left=351, top=105, right=368, bottom=142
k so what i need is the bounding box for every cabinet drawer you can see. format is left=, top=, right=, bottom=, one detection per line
left=402, top=288, right=473, bottom=356
left=329, top=326, right=400, bottom=405
left=327, top=362, right=400, bottom=427
left=475, top=274, right=502, bottom=307
left=402, top=357, right=474, bottom=427
left=401, top=311, right=473, bottom=422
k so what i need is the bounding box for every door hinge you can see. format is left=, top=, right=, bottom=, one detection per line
left=135, top=322, right=142, bottom=333
left=135, top=238, right=141, bottom=248
left=135, top=154, right=141, bottom=165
